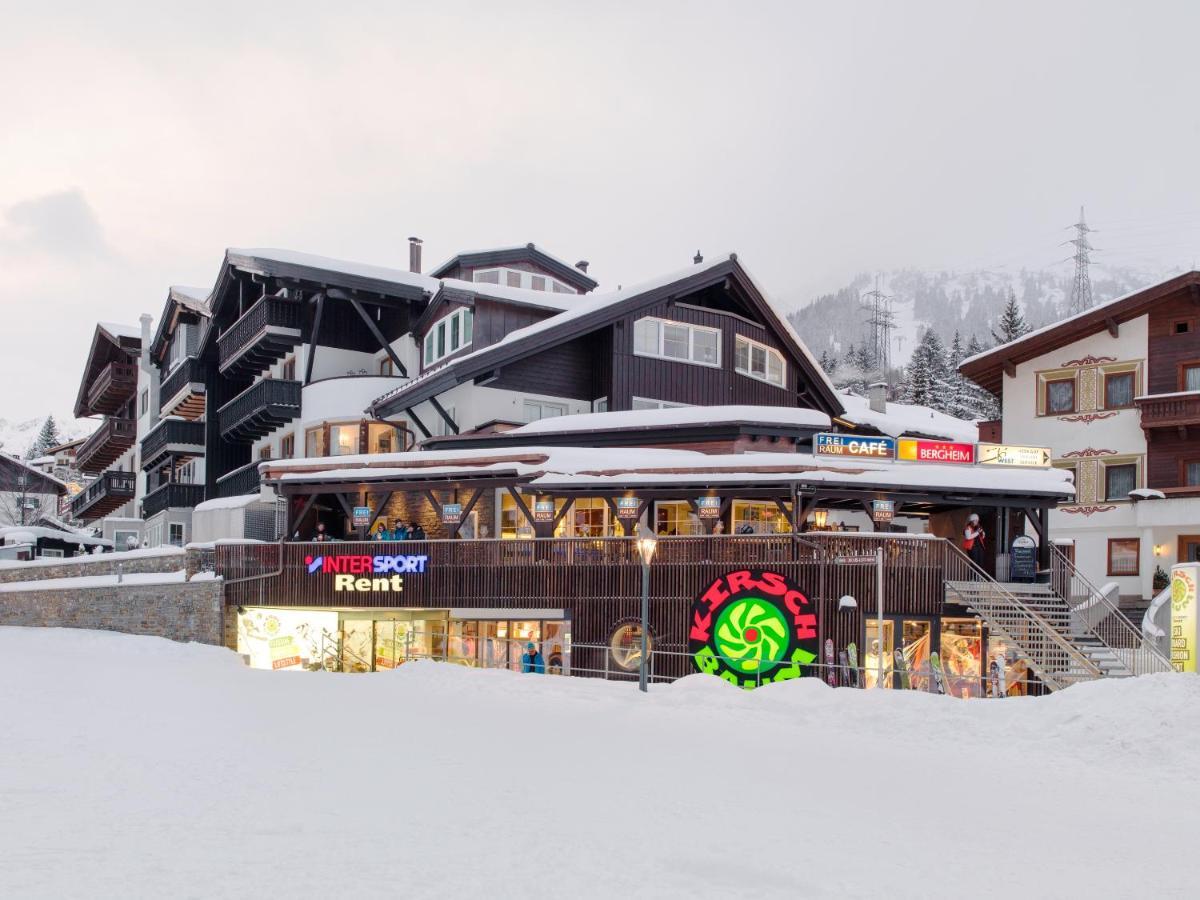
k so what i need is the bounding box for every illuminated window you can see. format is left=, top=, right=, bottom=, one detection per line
left=305, top=426, right=325, bottom=458
left=732, top=500, right=790, bottom=534
left=735, top=335, right=786, bottom=386
left=367, top=423, right=400, bottom=454
left=655, top=501, right=695, bottom=536
left=330, top=423, right=360, bottom=456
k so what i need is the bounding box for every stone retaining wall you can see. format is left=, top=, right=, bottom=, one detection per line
left=0, top=548, right=193, bottom=584
left=0, top=579, right=225, bottom=645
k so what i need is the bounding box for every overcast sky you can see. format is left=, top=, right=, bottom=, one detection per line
left=3, top=0, right=1200, bottom=422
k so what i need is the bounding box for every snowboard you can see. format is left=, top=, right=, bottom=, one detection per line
left=838, top=650, right=851, bottom=687
left=846, top=642, right=860, bottom=688
left=929, top=651, right=947, bottom=695
left=824, top=638, right=837, bottom=687
left=989, top=659, right=1001, bottom=698
left=894, top=648, right=911, bottom=690
left=994, top=655, right=1008, bottom=696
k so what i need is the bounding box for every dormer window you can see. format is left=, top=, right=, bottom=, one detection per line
left=735, top=335, right=786, bottom=387
left=473, top=267, right=577, bottom=294
left=423, top=307, right=473, bottom=367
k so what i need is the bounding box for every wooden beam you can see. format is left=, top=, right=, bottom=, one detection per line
left=506, top=486, right=536, bottom=528
left=1002, top=359, right=1016, bottom=378
left=332, top=492, right=355, bottom=522
left=449, top=487, right=485, bottom=538
left=405, top=406, right=432, bottom=439
left=429, top=395, right=459, bottom=434
left=367, top=491, right=394, bottom=531
left=289, top=493, right=318, bottom=536
left=773, top=497, right=795, bottom=527
left=1105, top=317, right=1119, bottom=338
left=346, top=295, right=408, bottom=377
left=551, top=496, right=575, bottom=530
left=422, top=489, right=442, bottom=516
left=304, top=294, right=325, bottom=385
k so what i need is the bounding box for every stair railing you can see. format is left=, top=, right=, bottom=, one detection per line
left=1048, top=545, right=1174, bottom=676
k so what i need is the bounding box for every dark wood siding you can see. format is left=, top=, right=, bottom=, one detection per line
left=609, top=300, right=798, bottom=410
left=1146, top=429, right=1200, bottom=489
left=1146, top=292, right=1200, bottom=394
left=490, top=335, right=597, bottom=399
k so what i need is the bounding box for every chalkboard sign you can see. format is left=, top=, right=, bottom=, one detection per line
left=1010, top=535, right=1037, bottom=583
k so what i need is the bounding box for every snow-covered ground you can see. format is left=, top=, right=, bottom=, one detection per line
left=1, top=628, right=1195, bottom=899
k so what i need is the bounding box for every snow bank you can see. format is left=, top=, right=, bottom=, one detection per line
left=0, top=628, right=1195, bottom=898
left=0, top=544, right=180, bottom=569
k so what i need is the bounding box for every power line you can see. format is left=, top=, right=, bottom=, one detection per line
left=1063, top=206, right=1097, bottom=315
left=860, top=274, right=895, bottom=378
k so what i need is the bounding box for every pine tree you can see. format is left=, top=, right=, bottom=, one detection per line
left=991, top=288, right=1031, bottom=345
left=946, top=331, right=968, bottom=418
left=25, top=415, right=62, bottom=460
left=818, top=349, right=839, bottom=379
left=958, top=333, right=1000, bottom=420
left=902, top=328, right=954, bottom=411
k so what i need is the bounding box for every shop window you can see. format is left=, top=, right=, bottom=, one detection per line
left=863, top=620, right=894, bottom=689
left=988, top=636, right=1028, bottom=696
left=1107, top=538, right=1140, bottom=576
left=1045, top=378, right=1076, bottom=414
left=281, top=434, right=295, bottom=459
left=508, top=621, right=542, bottom=672
left=940, top=618, right=982, bottom=698
left=1183, top=363, right=1200, bottom=392
left=655, top=501, right=697, bottom=536
left=329, top=423, right=360, bottom=456
left=571, top=497, right=609, bottom=537
left=523, top=399, right=568, bottom=422
left=634, top=316, right=721, bottom=367
left=1103, top=371, right=1134, bottom=409
left=735, top=335, right=786, bottom=387
left=609, top=623, right=650, bottom=672
left=1104, top=463, right=1137, bottom=500
left=732, top=500, right=790, bottom=535
left=499, top=493, right=533, bottom=539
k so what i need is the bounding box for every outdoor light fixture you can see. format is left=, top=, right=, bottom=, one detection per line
left=812, top=509, right=828, bottom=529
left=636, top=528, right=658, bottom=693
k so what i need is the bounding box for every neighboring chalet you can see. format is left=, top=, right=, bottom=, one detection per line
left=960, top=271, right=1200, bottom=602
left=0, top=453, right=67, bottom=529
left=70, top=322, right=141, bottom=526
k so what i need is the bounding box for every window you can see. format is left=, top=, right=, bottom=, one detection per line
left=1185, top=460, right=1200, bottom=486
left=258, top=444, right=272, bottom=460
left=1105, top=463, right=1137, bottom=500
left=734, top=335, right=786, bottom=386
left=281, top=434, right=295, bottom=459
left=282, top=356, right=296, bottom=381
left=655, top=501, right=698, bottom=536
left=305, top=426, right=326, bottom=458
left=138, top=389, right=149, bottom=417
left=531, top=275, right=546, bottom=291
left=367, top=423, right=399, bottom=454
left=1107, top=538, right=1140, bottom=576
left=633, top=316, right=721, bottom=367
left=423, top=308, right=473, bottom=367
left=330, top=423, right=360, bottom=456
left=474, top=267, right=577, bottom=294
left=474, top=269, right=500, bottom=284
left=593, top=397, right=608, bottom=413
left=1045, top=378, right=1076, bottom=414
left=506, top=270, right=522, bottom=287
left=1104, top=371, right=1134, bottom=409
left=523, top=399, right=568, bottom=422
left=1183, top=364, right=1200, bottom=392
left=379, top=357, right=394, bottom=376
left=631, top=397, right=691, bottom=411
left=38, top=548, right=64, bottom=558
left=168, top=522, right=185, bottom=547
left=1175, top=320, right=1192, bottom=335
left=609, top=623, right=650, bottom=672
left=732, top=500, right=791, bottom=535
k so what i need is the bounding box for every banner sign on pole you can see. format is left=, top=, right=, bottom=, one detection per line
left=897, top=438, right=976, bottom=464
left=616, top=497, right=640, bottom=519
left=815, top=432, right=896, bottom=459
left=978, top=444, right=1052, bottom=468
left=352, top=506, right=371, bottom=527
left=871, top=500, right=895, bottom=524
left=696, top=496, right=722, bottom=519
left=441, top=503, right=462, bottom=525
left=533, top=500, right=555, bottom=522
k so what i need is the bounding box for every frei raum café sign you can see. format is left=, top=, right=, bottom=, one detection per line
left=305, top=553, right=430, bottom=592
left=814, top=433, right=1050, bottom=468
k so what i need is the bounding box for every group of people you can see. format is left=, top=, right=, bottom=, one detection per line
left=302, top=520, right=429, bottom=542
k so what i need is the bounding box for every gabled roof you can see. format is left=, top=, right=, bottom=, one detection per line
left=371, top=254, right=842, bottom=419
left=412, top=278, right=574, bottom=336
left=150, top=286, right=213, bottom=360
left=0, top=453, right=69, bottom=494
left=960, top=270, right=1200, bottom=394
left=835, top=392, right=978, bottom=443
left=428, top=243, right=598, bottom=292
left=73, top=322, right=141, bottom=418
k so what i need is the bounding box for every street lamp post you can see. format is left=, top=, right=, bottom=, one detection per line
left=636, top=531, right=658, bottom=693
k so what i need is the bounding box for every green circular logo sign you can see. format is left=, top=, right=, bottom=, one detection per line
left=689, top=569, right=818, bottom=688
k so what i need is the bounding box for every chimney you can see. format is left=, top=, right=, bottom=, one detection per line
left=868, top=382, right=888, bottom=414
left=408, top=236, right=423, bottom=274
left=575, top=260, right=589, bottom=274
left=693, top=250, right=703, bottom=264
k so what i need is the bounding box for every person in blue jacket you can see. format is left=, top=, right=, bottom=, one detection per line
left=520, top=642, right=545, bottom=674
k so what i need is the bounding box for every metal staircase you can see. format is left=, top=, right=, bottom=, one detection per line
left=945, top=544, right=1174, bottom=691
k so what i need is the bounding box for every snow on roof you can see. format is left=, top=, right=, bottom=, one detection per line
left=835, top=392, right=978, bottom=443
left=0, top=453, right=69, bottom=490
left=168, top=285, right=212, bottom=315
left=371, top=254, right=744, bottom=409
left=266, top=444, right=1074, bottom=498
left=428, top=243, right=589, bottom=279
left=438, top=277, right=576, bottom=312
left=98, top=321, right=141, bottom=341
left=194, top=494, right=274, bottom=512
left=228, top=248, right=440, bottom=294
left=0, top=525, right=110, bottom=547
left=30, top=455, right=55, bottom=465
left=512, top=405, right=831, bottom=435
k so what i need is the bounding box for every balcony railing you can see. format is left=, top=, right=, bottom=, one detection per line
left=217, top=296, right=303, bottom=376
left=1136, top=392, right=1200, bottom=430
left=86, top=361, right=138, bottom=416
left=140, top=417, right=206, bottom=471
left=214, top=459, right=265, bottom=498
left=141, top=481, right=205, bottom=518
left=76, top=417, right=137, bottom=474
left=218, top=378, right=302, bottom=442
left=159, top=357, right=206, bottom=418
left=70, top=470, right=136, bottom=521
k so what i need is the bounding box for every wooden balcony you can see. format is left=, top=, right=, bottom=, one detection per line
left=1136, top=392, right=1200, bottom=434
left=86, top=362, right=138, bottom=416
left=141, top=481, right=205, bottom=518
left=140, top=417, right=206, bottom=472
left=70, top=470, right=136, bottom=521
left=217, top=296, right=303, bottom=377
left=76, top=417, right=137, bottom=474
left=218, top=378, right=301, bottom=442
left=159, top=357, right=206, bottom=419
left=214, top=459, right=265, bottom=498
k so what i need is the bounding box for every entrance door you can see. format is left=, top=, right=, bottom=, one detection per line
left=1179, top=536, right=1200, bottom=563
left=341, top=619, right=374, bottom=673
left=899, top=619, right=933, bottom=691
left=863, top=619, right=894, bottom=688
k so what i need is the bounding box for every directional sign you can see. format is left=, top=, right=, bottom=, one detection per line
left=978, top=443, right=1052, bottom=468
left=897, top=438, right=975, bottom=464
left=815, top=432, right=896, bottom=459
left=835, top=554, right=877, bottom=565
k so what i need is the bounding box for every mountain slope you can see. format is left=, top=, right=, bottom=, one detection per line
left=0, top=414, right=96, bottom=458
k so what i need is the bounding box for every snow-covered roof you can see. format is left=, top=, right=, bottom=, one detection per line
left=264, top=444, right=1074, bottom=500
left=0, top=453, right=69, bottom=490
left=0, top=525, right=110, bottom=547
left=227, top=248, right=440, bottom=295
left=98, top=321, right=141, bottom=341
left=427, top=243, right=597, bottom=288
left=438, top=277, right=576, bottom=312
left=511, top=405, right=832, bottom=436
left=835, top=392, right=977, bottom=443
left=168, top=285, right=212, bottom=315
left=194, top=494, right=274, bottom=512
